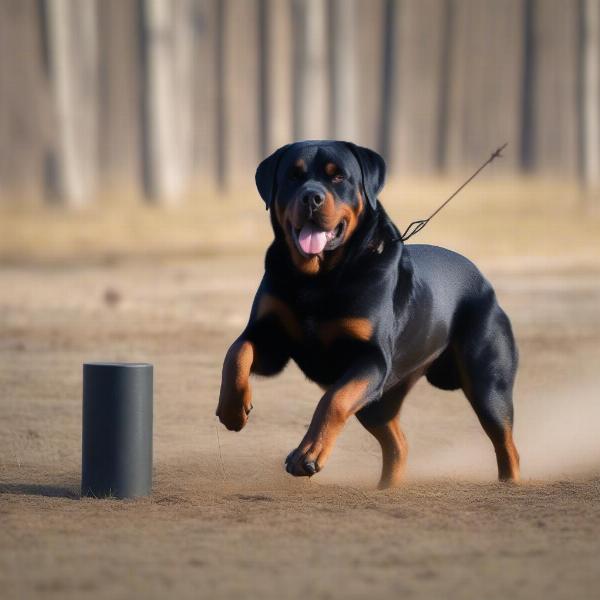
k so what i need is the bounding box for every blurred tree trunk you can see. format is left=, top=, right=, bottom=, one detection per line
left=221, top=0, right=260, bottom=189
left=0, top=0, right=50, bottom=204
left=173, top=0, right=195, bottom=189
left=97, top=0, right=141, bottom=197
left=293, top=0, right=329, bottom=140
left=387, top=0, right=449, bottom=175
left=356, top=0, right=385, bottom=152
left=522, top=0, right=580, bottom=175
left=444, top=0, right=523, bottom=174
left=260, top=0, right=293, bottom=156
left=140, top=0, right=194, bottom=203
left=582, top=0, right=600, bottom=187
left=191, top=0, right=219, bottom=187
left=46, top=0, right=99, bottom=206
left=329, top=0, right=358, bottom=141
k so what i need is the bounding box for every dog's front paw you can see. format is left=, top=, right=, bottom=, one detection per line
left=216, top=387, right=253, bottom=432
left=285, top=439, right=329, bottom=477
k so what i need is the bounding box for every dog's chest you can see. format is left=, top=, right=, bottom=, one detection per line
left=290, top=306, right=374, bottom=385
left=258, top=287, right=375, bottom=383
left=293, top=288, right=372, bottom=344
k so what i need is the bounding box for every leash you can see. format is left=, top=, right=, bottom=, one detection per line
left=214, top=415, right=228, bottom=480
left=399, top=143, right=508, bottom=242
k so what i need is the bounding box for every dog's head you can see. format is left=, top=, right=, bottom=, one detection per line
left=256, top=140, right=386, bottom=275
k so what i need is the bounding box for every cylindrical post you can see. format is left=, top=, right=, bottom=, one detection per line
left=81, top=363, right=153, bottom=499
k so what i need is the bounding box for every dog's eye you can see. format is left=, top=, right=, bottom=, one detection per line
left=325, top=162, right=345, bottom=183
left=288, top=167, right=305, bottom=181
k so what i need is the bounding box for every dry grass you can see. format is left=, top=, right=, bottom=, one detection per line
left=1, top=178, right=599, bottom=266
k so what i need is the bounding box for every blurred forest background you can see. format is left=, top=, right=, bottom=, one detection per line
left=0, top=0, right=599, bottom=209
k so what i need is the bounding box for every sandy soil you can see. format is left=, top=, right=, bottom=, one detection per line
left=1, top=185, right=600, bottom=599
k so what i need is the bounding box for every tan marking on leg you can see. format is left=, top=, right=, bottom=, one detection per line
left=316, top=379, right=371, bottom=463
left=330, top=378, right=370, bottom=415
left=319, top=317, right=373, bottom=346
left=230, top=339, right=253, bottom=390
left=356, top=377, right=422, bottom=488
left=292, top=379, right=370, bottom=474
left=365, top=419, right=408, bottom=489
left=257, top=294, right=302, bottom=341
left=495, top=426, right=520, bottom=481
left=217, top=339, right=254, bottom=431
left=454, top=356, right=520, bottom=482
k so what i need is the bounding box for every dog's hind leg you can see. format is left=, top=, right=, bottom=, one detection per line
left=465, top=381, right=520, bottom=481
left=453, top=297, right=520, bottom=481
left=356, top=382, right=412, bottom=489
left=363, top=418, right=408, bottom=489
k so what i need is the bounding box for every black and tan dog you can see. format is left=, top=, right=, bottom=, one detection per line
left=216, top=140, right=520, bottom=488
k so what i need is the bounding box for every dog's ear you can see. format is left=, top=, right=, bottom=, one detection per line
left=255, top=144, right=290, bottom=210
left=344, top=142, right=386, bottom=210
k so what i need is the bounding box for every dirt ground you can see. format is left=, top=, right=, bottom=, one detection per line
left=1, top=182, right=600, bottom=599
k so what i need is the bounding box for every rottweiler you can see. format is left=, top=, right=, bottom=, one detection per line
left=216, top=140, right=520, bottom=488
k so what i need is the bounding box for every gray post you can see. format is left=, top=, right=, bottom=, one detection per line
left=81, top=363, right=153, bottom=499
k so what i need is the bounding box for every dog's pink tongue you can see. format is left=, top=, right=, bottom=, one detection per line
left=298, top=223, right=328, bottom=255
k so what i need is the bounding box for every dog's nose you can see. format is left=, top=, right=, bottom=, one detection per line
left=302, top=192, right=324, bottom=211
